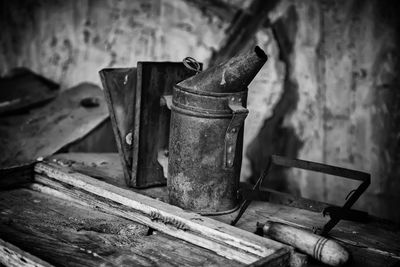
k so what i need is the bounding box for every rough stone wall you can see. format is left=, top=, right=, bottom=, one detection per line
left=1, top=0, right=399, bottom=222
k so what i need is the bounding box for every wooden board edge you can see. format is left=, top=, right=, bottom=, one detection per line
left=131, top=63, right=143, bottom=188
left=99, top=69, right=132, bottom=186
left=30, top=177, right=262, bottom=265
left=247, top=247, right=291, bottom=267
left=33, top=161, right=291, bottom=265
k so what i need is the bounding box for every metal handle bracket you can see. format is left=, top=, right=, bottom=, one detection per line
left=224, top=96, right=248, bottom=169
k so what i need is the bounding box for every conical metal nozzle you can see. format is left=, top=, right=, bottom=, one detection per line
left=177, top=46, right=268, bottom=94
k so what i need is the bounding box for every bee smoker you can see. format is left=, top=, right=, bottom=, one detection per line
left=168, top=46, right=268, bottom=214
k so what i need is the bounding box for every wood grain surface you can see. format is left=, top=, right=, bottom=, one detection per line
left=0, top=238, right=53, bottom=267
left=0, top=83, right=108, bottom=168
left=0, top=188, right=241, bottom=267
left=48, top=153, right=400, bottom=267
left=33, top=161, right=291, bottom=265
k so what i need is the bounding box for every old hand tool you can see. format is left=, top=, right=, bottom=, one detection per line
left=231, top=155, right=370, bottom=235
left=256, top=221, right=350, bottom=266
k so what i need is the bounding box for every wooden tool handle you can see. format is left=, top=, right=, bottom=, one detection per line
left=261, top=221, right=349, bottom=266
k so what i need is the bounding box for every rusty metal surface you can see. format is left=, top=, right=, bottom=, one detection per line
left=168, top=104, right=245, bottom=213
left=177, top=46, right=268, bottom=94
left=168, top=46, right=268, bottom=213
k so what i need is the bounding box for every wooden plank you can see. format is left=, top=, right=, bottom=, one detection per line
left=0, top=238, right=53, bottom=267
left=0, top=188, right=241, bottom=267
left=34, top=161, right=290, bottom=265
left=49, top=153, right=168, bottom=200
left=132, top=62, right=200, bottom=188
left=0, top=83, right=109, bottom=168
left=247, top=248, right=290, bottom=267
left=47, top=153, right=400, bottom=266
left=239, top=183, right=331, bottom=213
left=99, top=68, right=137, bottom=185
left=48, top=153, right=126, bottom=187
left=0, top=68, right=59, bottom=116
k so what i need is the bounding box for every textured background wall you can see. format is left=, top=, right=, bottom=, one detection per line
left=0, top=0, right=230, bottom=153
left=246, top=0, right=400, bottom=222
left=0, top=0, right=227, bottom=87
left=1, top=0, right=399, bottom=222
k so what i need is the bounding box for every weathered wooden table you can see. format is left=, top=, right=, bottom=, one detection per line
left=1, top=153, right=399, bottom=266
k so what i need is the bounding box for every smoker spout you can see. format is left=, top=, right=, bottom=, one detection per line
left=177, top=46, right=268, bottom=94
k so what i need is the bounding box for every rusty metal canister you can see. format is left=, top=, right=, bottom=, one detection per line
left=168, top=46, right=268, bottom=213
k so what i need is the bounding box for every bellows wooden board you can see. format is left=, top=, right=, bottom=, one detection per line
left=100, top=62, right=200, bottom=188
